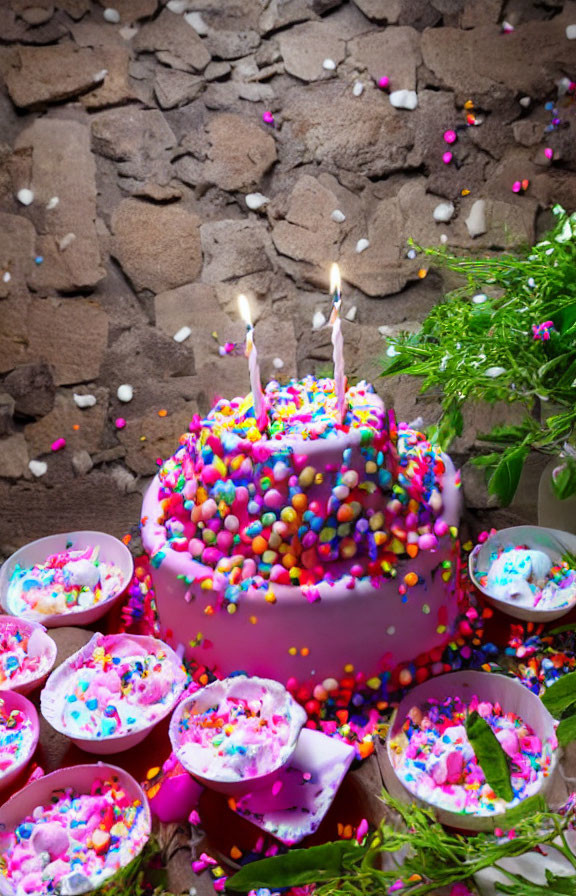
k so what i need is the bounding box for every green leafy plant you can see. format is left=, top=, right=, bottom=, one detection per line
left=542, top=669, right=576, bottom=747
left=382, top=206, right=576, bottom=505
left=228, top=793, right=576, bottom=895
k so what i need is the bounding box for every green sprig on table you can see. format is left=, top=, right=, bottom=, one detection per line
left=228, top=792, right=576, bottom=896
left=381, top=205, right=576, bottom=505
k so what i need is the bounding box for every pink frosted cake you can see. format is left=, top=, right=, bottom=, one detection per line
left=141, top=377, right=462, bottom=685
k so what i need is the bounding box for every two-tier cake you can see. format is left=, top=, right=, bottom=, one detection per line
left=141, top=377, right=462, bottom=686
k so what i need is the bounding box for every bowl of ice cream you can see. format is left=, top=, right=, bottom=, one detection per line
left=0, top=763, right=151, bottom=896
left=40, top=632, right=188, bottom=754
left=169, top=676, right=307, bottom=796
left=0, top=616, right=57, bottom=695
left=382, top=670, right=559, bottom=831
left=469, top=525, right=576, bottom=622
left=0, top=691, right=39, bottom=792
left=0, top=531, right=134, bottom=627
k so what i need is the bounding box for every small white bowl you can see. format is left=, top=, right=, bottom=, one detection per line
left=0, top=531, right=134, bottom=628
left=469, top=525, right=576, bottom=622
left=0, top=762, right=151, bottom=896
left=0, top=690, right=39, bottom=792
left=0, top=615, right=57, bottom=695
left=170, top=676, right=307, bottom=796
left=41, top=632, right=187, bottom=754
left=382, top=670, right=559, bottom=831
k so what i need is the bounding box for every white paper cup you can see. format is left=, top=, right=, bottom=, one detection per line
left=382, top=670, right=559, bottom=831
left=469, top=525, right=576, bottom=622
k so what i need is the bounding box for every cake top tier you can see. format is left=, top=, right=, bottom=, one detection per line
left=150, top=377, right=461, bottom=608
left=202, top=376, right=384, bottom=444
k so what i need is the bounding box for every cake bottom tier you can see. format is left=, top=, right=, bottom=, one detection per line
left=142, top=514, right=462, bottom=686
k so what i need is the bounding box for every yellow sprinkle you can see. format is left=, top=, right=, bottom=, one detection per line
left=265, top=589, right=276, bottom=604
left=344, top=663, right=354, bottom=673
left=288, top=647, right=297, bottom=656
left=249, top=615, right=258, bottom=624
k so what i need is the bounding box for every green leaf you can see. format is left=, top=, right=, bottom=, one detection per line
left=227, top=841, right=360, bottom=892
left=496, top=870, right=576, bottom=896
left=502, top=794, right=547, bottom=826
left=466, top=711, right=514, bottom=802
left=541, top=671, right=576, bottom=718
left=471, top=452, right=502, bottom=467
left=487, top=446, right=529, bottom=506
left=436, top=402, right=464, bottom=450
left=552, top=457, right=576, bottom=501
left=556, top=712, right=576, bottom=748
left=477, top=422, right=534, bottom=445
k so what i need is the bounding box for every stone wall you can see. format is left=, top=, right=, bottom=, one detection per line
left=1, top=0, right=575, bottom=557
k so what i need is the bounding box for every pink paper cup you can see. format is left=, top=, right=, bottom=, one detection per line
left=0, top=616, right=57, bottom=695
left=170, top=676, right=307, bottom=796
left=382, top=670, right=559, bottom=831
left=0, top=690, right=39, bottom=792
left=0, top=763, right=151, bottom=896
left=0, top=531, right=134, bottom=628
left=41, top=632, right=188, bottom=754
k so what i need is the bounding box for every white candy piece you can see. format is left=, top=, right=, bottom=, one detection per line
left=440, top=233, right=448, bottom=244
left=519, top=96, right=531, bottom=108
left=185, top=11, right=209, bottom=34
left=3, top=271, right=11, bottom=283
left=433, top=202, right=455, bottom=223
left=63, top=558, right=101, bottom=590
left=389, top=89, right=418, bottom=110
left=273, top=357, right=284, bottom=369
left=174, top=326, right=192, bottom=343
left=103, top=7, right=120, bottom=23
left=322, top=58, right=336, bottom=71
left=485, top=366, right=506, bottom=377
left=29, top=460, right=47, bottom=478
left=119, top=25, right=138, bottom=40
left=487, top=550, right=552, bottom=603
left=245, top=192, right=270, bottom=211
left=46, top=196, right=59, bottom=210
left=58, top=233, right=76, bottom=251
left=73, top=394, right=97, bottom=409
left=312, top=310, right=327, bottom=330
left=117, top=384, right=134, bottom=402
left=472, top=293, right=488, bottom=304
left=345, top=305, right=357, bottom=322
left=331, top=209, right=346, bottom=223
left=17, top=188, right=34, bottom=206
left=566, top=24, right=576, bottom=39
left=355, top=238, right=370, bottom=253
left=465, top=199, right=487, bottom=237
left=353, top=80, right=364, bottom=96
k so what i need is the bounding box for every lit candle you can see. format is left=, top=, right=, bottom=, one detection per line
left=329, top=263, right=346, bottom=421
left=238, top=294, right=267, bottom=430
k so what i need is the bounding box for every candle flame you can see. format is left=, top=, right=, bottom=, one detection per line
left=330, top=263, right=341, bottom=297
left=238, top=294, right=253, bottom=328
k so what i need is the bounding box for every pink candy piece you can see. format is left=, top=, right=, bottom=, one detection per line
left=377, top=76, right=390, bottom=90
left=442, top=151, right=453, bottom=165
left=544, top=147, right=554, bottom=160
left=115, top=417, right=126, bottom=429
left=262, top=111, right=274, bottom=125
left=512, top=180, right=522, bottom=193
left=443, top=129, right=457, bottom=144
left=50, top=438, right=66, bottom=452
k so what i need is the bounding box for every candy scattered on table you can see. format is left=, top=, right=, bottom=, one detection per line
left=0, top=619, right=53, bottom=691
left=50, top=634, right=186, bottom=740
left=7, top=546, right=124, bottom=619
left=478, top=544, right=576, bottom=611
left=0, top=698, right=35, bottom=781
left=0, top=775, right=148, bottom=895
left=390, top=694, right=555, bottom=815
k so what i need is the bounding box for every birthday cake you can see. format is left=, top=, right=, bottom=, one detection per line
left=141, top=377, right=462, bottom=686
